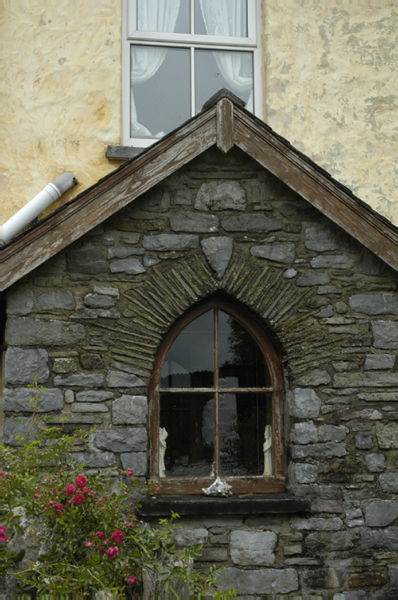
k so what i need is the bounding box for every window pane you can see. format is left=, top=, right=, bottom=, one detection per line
left=195, top=49, right=253, bottom=114
left=131, top=45, right=191, bottom=138
left=137, top=0, right=190, bottom=34
left=219, top=393, right=272, bottom=476
left=160, top=393, right=214, bottom=476
left=194, top=0, right=248, bottom=37
left=161, top=310, right=214, bottom=387
left=218, top=311, right=270, bottom=388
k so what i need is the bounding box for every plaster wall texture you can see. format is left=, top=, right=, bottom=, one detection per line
left=263, top=1, right=398, bottom=225
left=0, top=1, right=122, bottom=225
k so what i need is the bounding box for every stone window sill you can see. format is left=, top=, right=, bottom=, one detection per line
left=137, top=494, right=311, bottom=517
left=106, top=145, right=144, bottom=161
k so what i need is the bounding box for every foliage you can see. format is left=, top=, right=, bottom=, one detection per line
left=1, top=378, right=235, bottom=598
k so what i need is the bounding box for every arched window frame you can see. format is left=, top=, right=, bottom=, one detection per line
left=149, top=297, right=285, bottom=494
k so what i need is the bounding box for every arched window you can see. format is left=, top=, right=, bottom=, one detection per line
left=149, top=297, right=285, bottom=494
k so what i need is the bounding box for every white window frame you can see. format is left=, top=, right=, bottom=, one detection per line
left=122, top=0, right=263, bottom=147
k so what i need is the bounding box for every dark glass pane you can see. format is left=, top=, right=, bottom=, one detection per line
left=160, top=393, right=214, bottom=477
left=131, top=46, right=190, bottom=139
left=195, top=49, right=253, bottom=114
left=219, top=393, right=272, bottom=476
left=218, top=311, right=270, bottom=388
left=161, top=310, right=214, bottom=387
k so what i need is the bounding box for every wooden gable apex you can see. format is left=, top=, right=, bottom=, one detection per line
left=1, top=90, right=397, bottom=291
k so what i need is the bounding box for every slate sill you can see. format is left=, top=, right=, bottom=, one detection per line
left=137, top=494, right=311, bottom=517
left=106, top=145, right=144, bottom=160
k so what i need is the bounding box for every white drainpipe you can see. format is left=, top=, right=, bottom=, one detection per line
left=0, top=172, right=77, bottom=247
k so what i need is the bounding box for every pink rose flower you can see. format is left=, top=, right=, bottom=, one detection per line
left=128, top=576, right=137, bottom=586
left=33, top=493, right=39, bottom=499
left=74, top=475, right=87, bottom=489
left=156, top=487, right=160, bottom=492
left=107, top=546, right=119, bottom=559
left=85, top=541, right=92, bottom=547
left=111, top=530, right=124, bottom=544
left=127, top=523, right=133, bottom=528
left=67, top=499, right=73, bottom=507
left=65, top=484, right=75, bottom=496
left=0, top=527, right=6, bottom=535
left=83, top=487, right=89, bottom=494
left=0, top=471, right=3, bottom=476
left=96, top=532, right=105, bottom=539
left=126, top=469, right=134, bottom=476
left=72, top=494, right=85, bottom=505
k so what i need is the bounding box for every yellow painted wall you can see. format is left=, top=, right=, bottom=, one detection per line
left=1, top=1, right=397, bottom=227
left=0, top=1, right=122, bottom=225
left=263, top=0, right=398, bottom=224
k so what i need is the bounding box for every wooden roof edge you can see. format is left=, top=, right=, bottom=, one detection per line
left=1, top=90, right=397, bottom=291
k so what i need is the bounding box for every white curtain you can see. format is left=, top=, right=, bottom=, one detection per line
left=200, top=0, right=253, bottom=111
left=131, top=0, right=181, bottom=136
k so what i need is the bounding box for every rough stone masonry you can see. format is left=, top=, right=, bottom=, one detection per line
left=3, top=147, right=398, bottom=597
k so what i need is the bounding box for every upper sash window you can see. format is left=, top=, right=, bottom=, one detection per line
left=123, top=0, right=261, bottom=147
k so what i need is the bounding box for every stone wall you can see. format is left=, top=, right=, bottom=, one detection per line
left=3, top=148, right=398, bottom=597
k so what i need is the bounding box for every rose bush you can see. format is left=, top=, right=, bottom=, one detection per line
left=2, top=381, right=235, bottom=598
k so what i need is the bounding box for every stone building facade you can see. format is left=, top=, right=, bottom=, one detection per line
left=1, top=95, right=398, bottom=597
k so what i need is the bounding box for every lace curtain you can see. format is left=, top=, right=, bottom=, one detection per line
left=200, top=0, right=253, bottom=111
left=130, top=0, right=181, bottom=136
left=130, top=0, right=253, bottom=136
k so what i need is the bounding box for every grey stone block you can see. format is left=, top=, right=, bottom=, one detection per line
left=174, top=528, right=209, bottom=546
left=5, top=348, right=49, bottom=384
left=3, top=416, right=39, bottom=446
left=294, top=369, right=331, bottom=386
left=66, top=248, right=107, bottom=274
left=110, top=258, right=146, bottom=274
left=4, top=387, right=63, bottom=412
left=120, top=452, right=147, bottom=476
left=291, top=517, right=343, bottom=531
left=379, top=473, right=398, bottom=494
left=372, top=321, right=398, bottom=349
left=106, top=370, right=145, bottom=388
left=93, top=285, right=120, bottom=297
left=112, top=395, right=148, bottom=425
left=143, top=255, right=161, bottom=268
left=288, top=463, right=317, bottom=484
left=107, top=246, right=144, bottom=259
left=170, top=210, right=219, bottom=233
left=310, top=254, right=356, bottom=269
left=284, top=268, right=297, bottom=278
left=35, top=291, right=75, bottom=310
left=53, top=357, right=78, bottom=373
left=355, top=434, right=373, bottom=450
left=346, top=508, right=363, bottom=528
left=250, top=243, right=295, bottom=264
left=306, top=531, right=354, bottom=552
left=350, top=294, right=398, bottom=315
left=6, top=289, right=34, bottom=315
left=290, top=421, right=318, bottom=444
left=300, top=567, right=344, bottom=593
left=318, top=425, right=347, bottom=442
left=389, top=564, right=398, bottom=586
left=84, top=293, right=116, bottom=308
left=142, top=234, right=199, bottom=251
left=76, top=391, right=114, bottom=402
left=376, top=422, right=398, bottom=449
left=65, top=390, right=74, bottom=403
left=201, top=236, right=233, bottom=280
left=337, top=408, right=383, bottom=421
left=72, top=402, right=109, bottom=412
left=230, top=530, right=277, bottom=566
left=291, top=442, right=347, bottom=459
left=361, top=527, right=398, bottom=550
left=94, top=428, right=147, bottom=452
left=53, top=373, right=103, bottom=387
left=365, top=501, right=398, bottom=527
left=200, top=548, right=229, bottom=562
left=73, top=452, right=116, bottom=468
left=288, top=388, right=321, bottom=418
left=364, top=353, right=395, bottom=370
left=305, top=224, right=341, bottom=252
left=296, top=272, right=330, bottom=286
left=6, top=318, right=85, bottom=346
left=195, top=181, right=246, bottom=211
left=217, top=567, right=298, bottom=595
left=365, top=453, right=386, bottom=473
left=222, top=214, right=282, bottom=232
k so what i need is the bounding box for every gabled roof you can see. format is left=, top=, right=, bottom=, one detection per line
left=1, top=89, right=397, bottom=291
